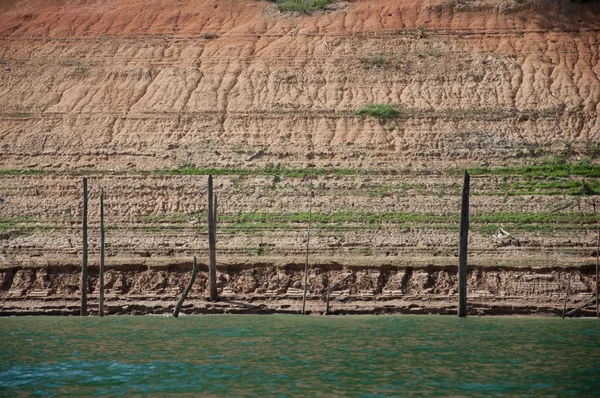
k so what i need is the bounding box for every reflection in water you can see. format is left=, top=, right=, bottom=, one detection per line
left=0, top=315, right=599, bottom=396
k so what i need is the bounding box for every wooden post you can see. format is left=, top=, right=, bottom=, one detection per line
left=325, top=281, right=331, bottom=315
left=173, top=257, right=199, bottom=318
left=458, top=171, right=470, bottom=318
left=320, top=274, right=351, bottom=313
left=596, top=229, right=600, bottom=318
left=302, top=177, right=314, bottom=315
left=80, top=177, right=88, bottom=316
left=208, top=176, right=218, bottom=302
left=562, top=272, right=572, bottom=319
left=99, top=188, right=105, bottom=317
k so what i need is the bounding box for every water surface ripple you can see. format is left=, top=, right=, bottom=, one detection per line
left=0, top=315, right=598, bottom=396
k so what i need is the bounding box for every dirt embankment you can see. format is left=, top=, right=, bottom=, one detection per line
left=1, top=262, right=598, bottom=316
left=1, top=173, right=598, bottom=316
left=1, top=0, right=599, bottom=170
left=1, top=0, right=599, bottom=315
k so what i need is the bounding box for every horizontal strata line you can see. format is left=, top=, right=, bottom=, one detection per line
left=0, top=257, right=596, bottom=272
left=1, top=164, right=599, bottom=177
left=2, top=221, right=597, bottom=227
left=3, top=212, right=599, bottom=224
left=0, top=53, right=595, bottom=65
left=0, top=51, right=596, bottom=61
left=0, top=109, right=581, bottom=119
left=2, top=27, right=600, bottom=42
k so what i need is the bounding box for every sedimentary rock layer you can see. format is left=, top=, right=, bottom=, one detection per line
left=1, top=263, right=597, bottom=316
left=1, top=0, right=599, bottom=315
left=0, top=0, right=599, bottom=170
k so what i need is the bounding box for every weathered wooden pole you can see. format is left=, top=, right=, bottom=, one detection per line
left=208, top=176, right=218, bottom=302
left=596, top=229, right=600, bottom=318
left=562, top=272, right=572, bottom=319
left=80, top=177, right=88, bottom=316
left=214, top=194, right=218, bottom=224
left=325, top=281, right=331, bottom=315
left=99, top=188, right=105, bottom=317
left=458, top=171, right=470, bottom=318
left=301, top=177, right=314, bottom=315
left=321, top=274, right=351, bottom=314
left=173, top=257, right=199, bottom=318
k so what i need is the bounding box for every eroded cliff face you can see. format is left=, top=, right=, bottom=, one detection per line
left=1, top=264, right=597, bottom=316
left=1, top=0, right=599, bottom=315
left=1, top=0, right=599, bottom=170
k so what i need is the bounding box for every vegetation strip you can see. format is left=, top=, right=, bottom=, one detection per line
left=2, top=159, right=599, bottom=179
left=2, top=210, right=597, bottom=235
left=494, top=178, right=600, bottom=196
left=5, top=212, right=598, bottom=226
left=469, top=160, right=600, bottom=178
left=354, top=104, right=400, bottom=119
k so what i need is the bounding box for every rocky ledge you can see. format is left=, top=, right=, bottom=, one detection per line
left=1, top=263, right=597, bottom=317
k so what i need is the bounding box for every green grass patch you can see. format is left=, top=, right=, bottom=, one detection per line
left=1, top=161, right=599, bottom=188
left=155, top=162, right=600, bottom=182
left=0, top=221, right=16, bottom=230
left=0, top=216, right=33, bottom=224
left=219, top=211, right=598, bottom=229
left=0, top=216, right=39, bottom=235
left=0, top=169, right=44, bottom=176
left=214, top=211, right=598, bottom=235
left=354, top=104, right=400, bottom=119
left=6, top=113, right=32, bottom=118
left=468, top=159, right=600, bottom=178
left=221, top=211, right=453, bottom=225
left=495, top=178, right=600, bottom=196
left=277, top=0, right=333, bottom=13
left=5, top=211, right=596, bottom=236
left=470, top=212, right=598, bottom=225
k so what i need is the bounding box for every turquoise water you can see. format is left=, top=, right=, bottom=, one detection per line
left=0, top=315, right=598, bottom=397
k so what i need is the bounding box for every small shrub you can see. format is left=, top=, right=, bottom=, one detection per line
left=415, top=25, right=427, bottom=38
left=355, top=104, right=400, bottom=119
left=278, top=0, right=333, bottom=13
left=203, top=33, right=218, bottom=40
left=542, top=155, right=567, bottom=166
left=358, top=53, right=389, bottom=68
left=312, top=0, right=332, bottom=8
left=7, top=113, right=32, bottom=118
left=424, top=48, right=443, bottom=58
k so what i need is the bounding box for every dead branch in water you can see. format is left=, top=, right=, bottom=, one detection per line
left=173, top=257, right=199, bottom=318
